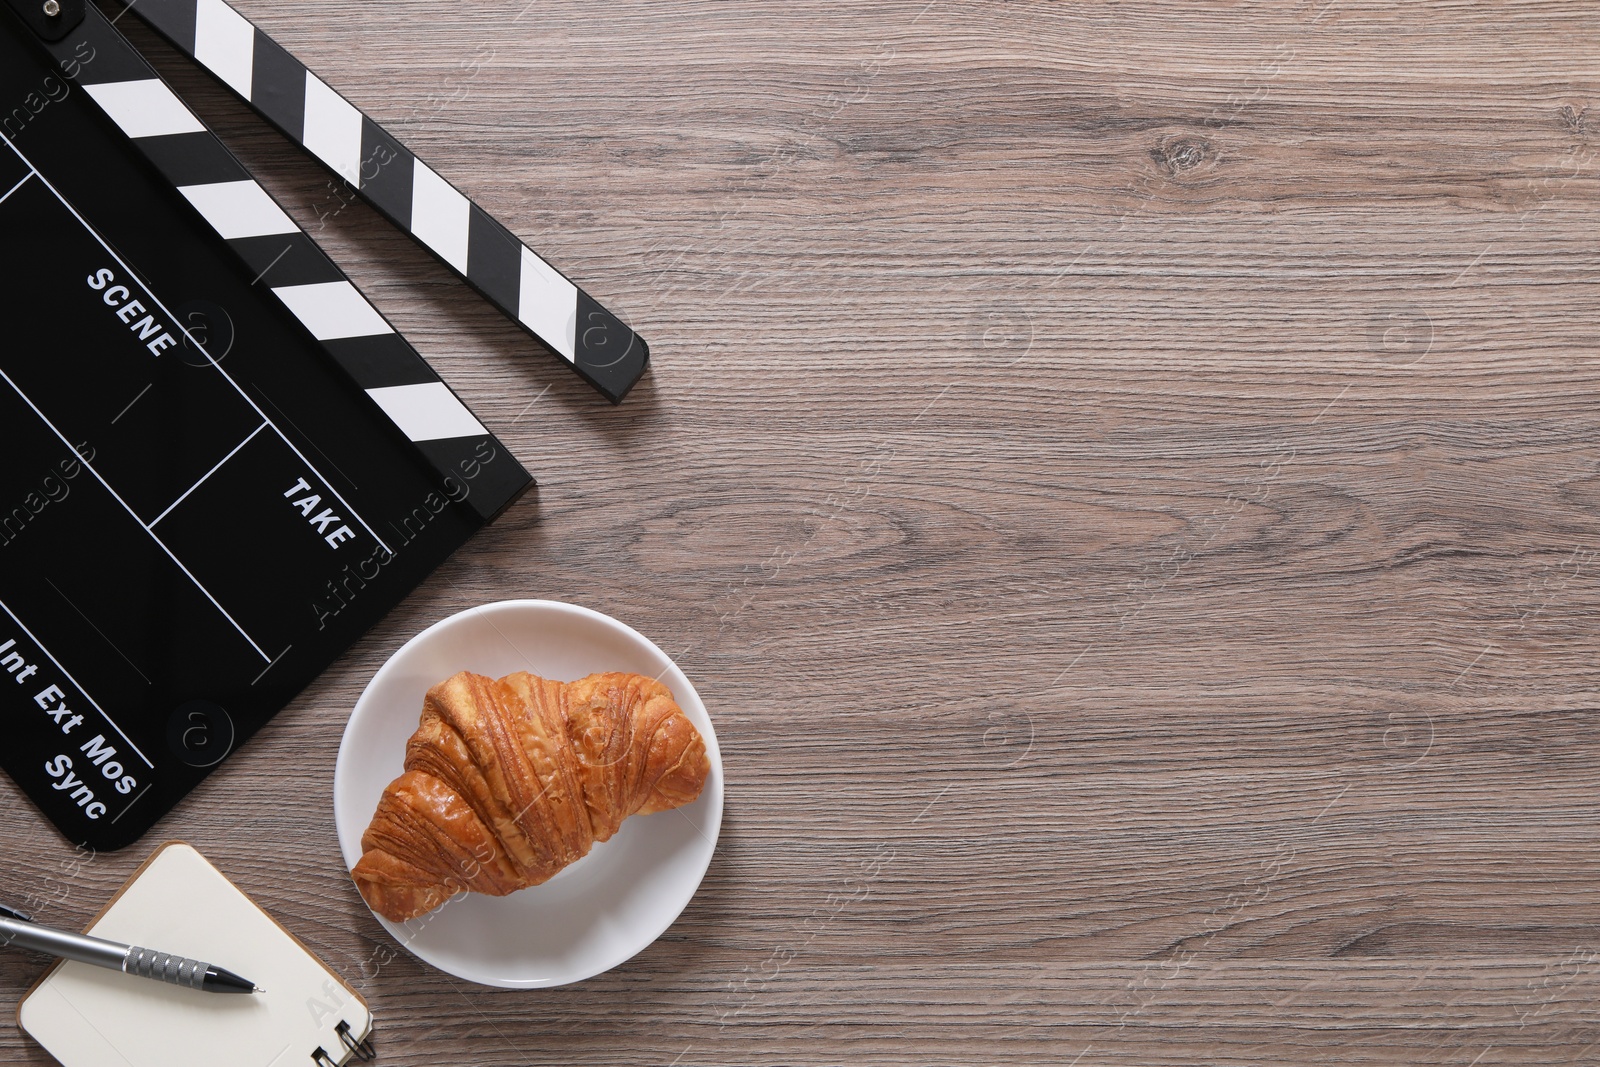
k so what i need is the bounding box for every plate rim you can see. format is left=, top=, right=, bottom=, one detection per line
left=332, top=598, right=724, bottom=988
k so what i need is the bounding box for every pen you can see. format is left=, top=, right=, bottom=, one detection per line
left=0, top=905, right=260, bottom=994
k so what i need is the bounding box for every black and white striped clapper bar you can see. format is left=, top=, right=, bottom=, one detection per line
left=71, top=0, right=648, bottom=404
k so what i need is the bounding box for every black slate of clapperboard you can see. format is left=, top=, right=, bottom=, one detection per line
left=0, top=10, right=533, bottom=850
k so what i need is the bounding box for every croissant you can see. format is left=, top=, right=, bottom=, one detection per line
left=351, top=670, right=710, bottom=922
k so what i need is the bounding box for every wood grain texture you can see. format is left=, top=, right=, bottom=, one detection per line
left=4, top=0, right=1600, bottom=1062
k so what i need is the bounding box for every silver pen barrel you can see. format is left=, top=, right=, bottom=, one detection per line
left=0, top=916, right=212, bottom=991
left=0, top=915, right=127, bottom=970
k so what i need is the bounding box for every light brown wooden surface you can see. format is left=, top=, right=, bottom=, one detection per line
left=6, top=0, right=1600, bottom=1062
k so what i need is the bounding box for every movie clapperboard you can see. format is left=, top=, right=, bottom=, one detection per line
left=0, top=0, right=648, bottom=850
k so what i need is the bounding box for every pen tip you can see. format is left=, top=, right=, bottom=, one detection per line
left=254, top=986, right=266, bottom=994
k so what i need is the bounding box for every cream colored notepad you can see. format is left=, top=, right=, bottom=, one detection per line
left=18, top=842, right=372, bottom=1067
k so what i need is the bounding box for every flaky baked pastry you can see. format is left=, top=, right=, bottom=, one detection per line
left=351, top=670, right=710, bottom=922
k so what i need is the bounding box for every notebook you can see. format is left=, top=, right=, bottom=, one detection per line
left=17, top=842, right=373, bottom=1067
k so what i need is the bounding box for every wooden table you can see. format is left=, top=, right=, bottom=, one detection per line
left=5, top=1, right=1600, bottom=1062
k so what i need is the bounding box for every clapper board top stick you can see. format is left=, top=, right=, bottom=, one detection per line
left=120, top=0, right=651, bottom=404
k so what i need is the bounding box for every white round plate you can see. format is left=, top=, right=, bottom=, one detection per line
left=333, top=600, right=723, bottom=988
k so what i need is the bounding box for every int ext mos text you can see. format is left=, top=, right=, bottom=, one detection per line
left=1, top=638, right=138, bottom=821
